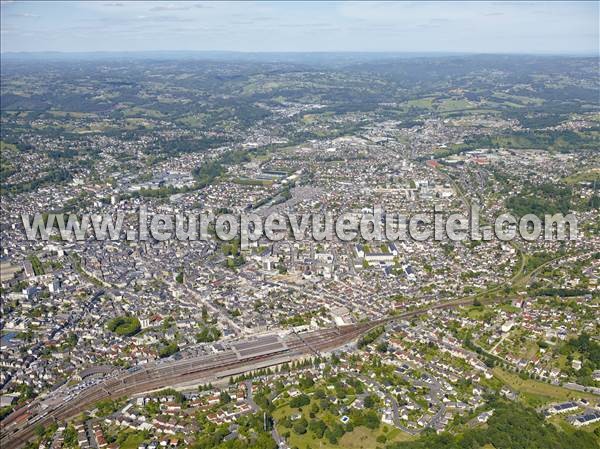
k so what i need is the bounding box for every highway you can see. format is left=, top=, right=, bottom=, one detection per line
left=0, top=294, right=498, bottom=449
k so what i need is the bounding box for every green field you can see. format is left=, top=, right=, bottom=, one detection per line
left=122, top=106, right=165, bottom=118
left=273, top=397, right=415, bottom=449
left=493, top=368, right=597, bottom=407
left=563, top=168, right=600, bottom=185
left=118, top=431, right=148, bottom=449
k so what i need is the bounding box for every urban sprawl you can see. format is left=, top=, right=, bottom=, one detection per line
left=0, top=54, right=599, bottom=449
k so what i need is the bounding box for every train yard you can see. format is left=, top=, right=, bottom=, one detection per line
left=0, top=320, right=377, bottom=449
left=1, top=295, right=493, bottom=449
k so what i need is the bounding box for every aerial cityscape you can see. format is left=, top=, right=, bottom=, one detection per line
left=0, top=2, right=599, bottom=449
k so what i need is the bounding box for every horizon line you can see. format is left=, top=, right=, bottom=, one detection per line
left=2, top=49, right=598, bottom=57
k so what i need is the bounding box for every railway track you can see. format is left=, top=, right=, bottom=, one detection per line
left=1, top=299, right=491, bottom=449
left=0, top=322, right=376, bottom=449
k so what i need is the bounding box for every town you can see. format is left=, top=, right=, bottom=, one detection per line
left=1, top=43, right=599, bottom=449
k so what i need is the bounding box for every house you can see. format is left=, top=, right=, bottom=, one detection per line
left=548, top=402, right=579, bottom=415
left=572, top=411, right=600, bottom=427
left=476, top=410, right=494, bottom=423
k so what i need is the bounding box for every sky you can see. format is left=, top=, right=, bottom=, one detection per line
left=1, top=1, right=598, bottom=55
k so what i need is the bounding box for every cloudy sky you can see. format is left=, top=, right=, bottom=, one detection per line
left=1, top=1, right=598, bottom=54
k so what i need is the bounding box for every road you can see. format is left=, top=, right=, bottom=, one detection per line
left=349, top=372, right=417, bottom=436
left=1, top=290, right=522, bottom=449
left=0, top=321, right=376, bottom=449
left=245, top=380, right=259, bottom=413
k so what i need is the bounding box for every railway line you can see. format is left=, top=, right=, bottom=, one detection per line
left=0, top=320, right=378, bottom=449
left=1, top=296, right=501, bottom=449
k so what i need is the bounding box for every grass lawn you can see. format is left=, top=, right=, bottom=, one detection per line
left=498, top=303, right=521, bottom=314
left=338, top=426, right=381, bottom=449
left=401, top=97, right=435, bottom=110
left=522, top=341, right=541, bottom=360
left=563, top=168, right=600, bottom=185
left=437, top=98, right=475, bottom=112
left=231, top=178, right=274, bottom=186
left=385, top=428, right=417, bottom=444
left=119, top=431, right=148, bottom=449
left=46, top=110, right=98, bottom=118
left=0, top=141, right=19, bottom=152
left=282, top=429, right=335, bottom=449
left=274, top=398, right=415, bottom=449
left=122, top=106, right=165, bottom=119
left=465, top=306, right=495, bottom=321
left=493, top=368, right=597, bottom=407
left=548, top=415, right=600, bottom=433
left=278, top=424, right=414, bottom=449
left=177, top=114, right=206, bottom=128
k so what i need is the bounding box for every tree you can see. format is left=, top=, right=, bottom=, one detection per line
left=293, top=422, right=307, bottom=435
left=63, top=425, right=77, bottom=447
left=363, top=395, right=375, bottom=409
left=158, top=342, right=179, bottom=358
left=196, top=325, right=221, bottom=343
left=106, top=316, right=141, bottom=337
left=219, top=391, right=231, bottom=405
left=309, top=419, right=327, bottom=438
left=290, top=394, right=310, bottom=409
left=356, top=410, right=380, bottom=430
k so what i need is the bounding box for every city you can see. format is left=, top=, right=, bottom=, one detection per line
left=0, top=2, right=599, bottom=449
